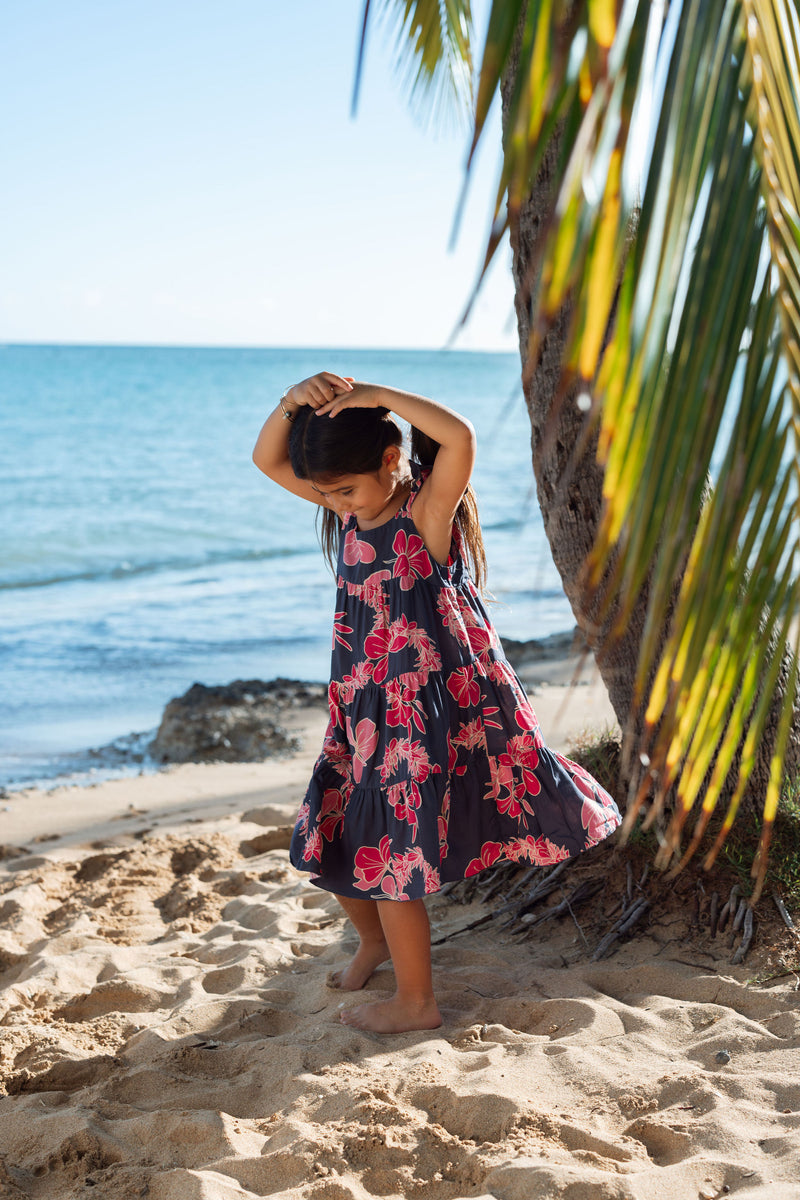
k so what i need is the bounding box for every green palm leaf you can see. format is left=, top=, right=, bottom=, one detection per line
left=352, top=0, right=474, bottom=122
left=362, top=0, right=800, bottom=902
left=488, top=0, right=800, bottom=902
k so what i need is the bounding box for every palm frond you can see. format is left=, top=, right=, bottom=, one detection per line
left=353, top=0, right=474, bottom=125
left=507, top=0, right=800, bottom=897
left=366, top=0, right=800, bottom=895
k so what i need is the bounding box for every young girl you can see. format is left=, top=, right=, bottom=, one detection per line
left=252, top=371, right=621, bottom=1033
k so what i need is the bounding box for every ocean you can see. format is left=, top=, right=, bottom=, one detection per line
left=0, top=344, right=573, bottom=790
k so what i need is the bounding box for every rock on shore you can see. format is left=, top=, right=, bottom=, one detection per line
left=150, top=678, right=326, bottom=765
left=500, top=627, right=587, bottom=670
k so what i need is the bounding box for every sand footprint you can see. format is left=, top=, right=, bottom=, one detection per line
left=489, top=995, right=626, bottom=1045
left=403, top=1081, right=519, bottom=1142
left=7, top=1051, right=120, bottom=1096
left=201, top=964, right=250, bottom=994
left=622, top=1115, right=695, bottom=1166
left=54, top=978, right=174, bottom=1022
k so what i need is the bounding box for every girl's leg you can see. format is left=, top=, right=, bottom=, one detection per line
left=339, top=898, right=442, bottom=1033
left=328, top=894, right=390, bottom=990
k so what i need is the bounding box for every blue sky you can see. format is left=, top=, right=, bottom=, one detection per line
left=1, top=1, right=517, bottom=350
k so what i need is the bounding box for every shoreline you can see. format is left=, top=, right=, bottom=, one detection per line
left=1, top=632, right=613, bottom=857
left=0, top=628, right=597, bottom=797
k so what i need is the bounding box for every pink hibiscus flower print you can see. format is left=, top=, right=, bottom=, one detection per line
left=385, top=677, right=425, bottom=732
left=530, top=835, right=571, bottom=866
left=327, top=683, right=344, bottom=729
left=339, top=659, right=374, bottom=704
left=332, top=610, right=353, bottom=651
left=346, top=568, right=391, bottom=612
left=436, top=588, right=464, bottom=637
left=354, top=835, right=392, bottom=891
left=421, top=861, right=442, bottom=894
left=465, top=840, right=503, bottom=877
left=581, top=794, right=619, bottom=843
left=345, top=716, right=379, bottom=784
left=499, top=735, right=541, bottom=797
left=451, top=718, right=487, bottom=753
left=353, top=838, right=412, bottom=898
left=404, top=738, right=437, bottom=783
left=322, top=735, right=351, bottom=779
left=513, top=694, right=540, bottom=733
left=342, top=528, right=376, bottom=565
left=495, top=780, right=526, bottom=820
left=504, top=835, right=538, bottom=863
left=364, top=616, right=413, bottom=685
left=487, top=737, right=541, bottom=822
left=303, top=826, right=322, bottom=864
left=466, top=625, right=493, bottom=656
left=391, top=530, right=432, bottom=590
left=386, top=781, right=422, bottom=841
left=446, top=665, right=481, bottom=707
left=319, top=787, right=346, bottom=841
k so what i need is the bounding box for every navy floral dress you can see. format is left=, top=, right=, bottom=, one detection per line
left=290, top=465, right=621, bottom=901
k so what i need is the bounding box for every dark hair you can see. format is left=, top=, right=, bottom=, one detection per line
left=289, top=404, right=487, bottom=590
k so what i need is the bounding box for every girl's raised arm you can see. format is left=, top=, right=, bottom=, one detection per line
left=317, top=383, right=476, bottom=563
left=252, top=372, right=353, bottom=506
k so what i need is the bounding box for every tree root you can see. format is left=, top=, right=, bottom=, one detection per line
left=515, top=878, right=604, bottom=937
left=591, top=897, right=650, bottom=961
left=773, top=891, right=798, bottom=934
left=731, top=906, right=755, bottom=964
left=717, top=883, right=741, bottom=933
left=438, top=849, right=782, bottom=966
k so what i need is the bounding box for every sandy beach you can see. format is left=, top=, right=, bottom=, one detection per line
left=2, top=658, right=799, bottom=1200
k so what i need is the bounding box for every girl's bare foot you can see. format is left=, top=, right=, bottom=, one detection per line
left=339, top=995, right=442, bottom=1032
left=327, top=937, right=390, bottom=991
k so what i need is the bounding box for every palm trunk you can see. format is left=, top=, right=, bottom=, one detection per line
left=505, top=131, right=648, bottom=756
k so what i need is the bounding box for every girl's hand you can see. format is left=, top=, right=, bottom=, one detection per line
left=314, top=381, right=379, bottom=418
left=287, top=372, right=353, bottom=411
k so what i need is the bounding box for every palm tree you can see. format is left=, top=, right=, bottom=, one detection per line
left=355, top=0, right=800, bottom=901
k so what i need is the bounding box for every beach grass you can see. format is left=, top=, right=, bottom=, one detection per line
left=566, top=727, right=622, bottom=798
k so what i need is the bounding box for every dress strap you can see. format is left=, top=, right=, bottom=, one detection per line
left=399, top=460, right=428, bottom=516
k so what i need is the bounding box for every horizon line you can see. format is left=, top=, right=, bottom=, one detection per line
left=0, top=339, right=520, bottom=356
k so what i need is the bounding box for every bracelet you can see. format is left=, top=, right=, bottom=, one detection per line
left=278, top=387, right=294, bottom=421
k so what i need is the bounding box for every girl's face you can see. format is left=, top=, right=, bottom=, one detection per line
left=312, top=472, right=391, bottom=519
left=311, top=446, right=406, bottom=524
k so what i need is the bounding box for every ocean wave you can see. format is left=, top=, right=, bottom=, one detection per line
left=0, top=545, right=315, bottom=593
left=481, top=516, right=540, bottom=533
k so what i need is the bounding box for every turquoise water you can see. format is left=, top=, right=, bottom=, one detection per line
left=0, top=345, right=572, bottom=787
